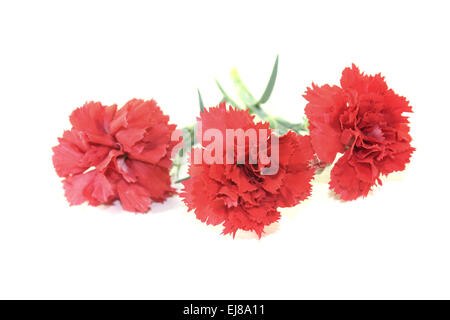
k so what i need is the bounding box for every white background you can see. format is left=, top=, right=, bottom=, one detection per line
left=0, top=0, right=449, bottom=299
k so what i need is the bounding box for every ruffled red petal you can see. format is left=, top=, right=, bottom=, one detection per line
left=116, top=180, right=152, bottom=213
left=181, top=105, right=315, bottom=238
left=54, top=99, right=177, bottom=213
left=329, top=153, right=374, bottom=201
left=304, top=84, right=347, bottom=163
left=52, top=130, right=90, bottom=177
left=129, top=160, right=174, bottom=202
left=196, top=102, right=271, bottom=150
left=69, top=102, right=117, bottom=147
left=63, top=171, right=116, bottom=206
left=340, top=64, right=388, bottom=95
left=276, top=132, right=316, bottom=207
left=306, top=65, right=415, bottom=200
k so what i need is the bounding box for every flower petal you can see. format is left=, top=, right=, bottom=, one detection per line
left=52, top=130, right=90, bottom=177
left=304, top=84, right=347, bottom=163
left=129, top=160, right=174, bottom=202
left=329, top=153, right=374, bottom=201
left=69, top=102, right=117, bottom=146
left=116, top=180, right=152, bottom=213
left=340, top=64, right=388, bottom=94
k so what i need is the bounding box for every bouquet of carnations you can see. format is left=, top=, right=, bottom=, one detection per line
left=53, top=57, right=414, bottom=238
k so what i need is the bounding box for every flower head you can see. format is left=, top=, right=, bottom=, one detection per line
left=181, top=103, right=315, bottom=238
left=304, top=65, right=415, bottom=200
left=53, top=99, right=179, bottom=212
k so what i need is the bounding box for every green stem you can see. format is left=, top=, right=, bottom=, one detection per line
left=247, top=103, right=308, bottom=134
left=175, top=176, right=190, bottom=183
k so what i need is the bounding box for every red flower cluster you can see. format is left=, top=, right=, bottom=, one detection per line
left=52, top=63, right=415, bottom=238
left=304, top=65, right=415, bottom=200
left=53, top=99, right=179, bottom=212
left=181, top=103, right=315, bottom=238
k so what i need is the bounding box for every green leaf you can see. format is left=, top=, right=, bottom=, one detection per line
left=258, top=55, right=279, bottom=104
left=215, top=79, right=239, bottom=107
left=197, top=89, right=205, bottom=113
left=230, top=68, right=257, bottom=107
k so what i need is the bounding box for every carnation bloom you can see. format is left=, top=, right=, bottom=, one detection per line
left=181, top=103, right=316, bottom=238
left=304, top=64, right=415, bottom=200
left=53, top=99, right=179, bottom=213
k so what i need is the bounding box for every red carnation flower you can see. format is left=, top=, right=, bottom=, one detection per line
left=181, top=103, right=315, bottom=238
left=304, top=64, right=415, bottom=200
left=53, top=99, right=179, bottom=213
